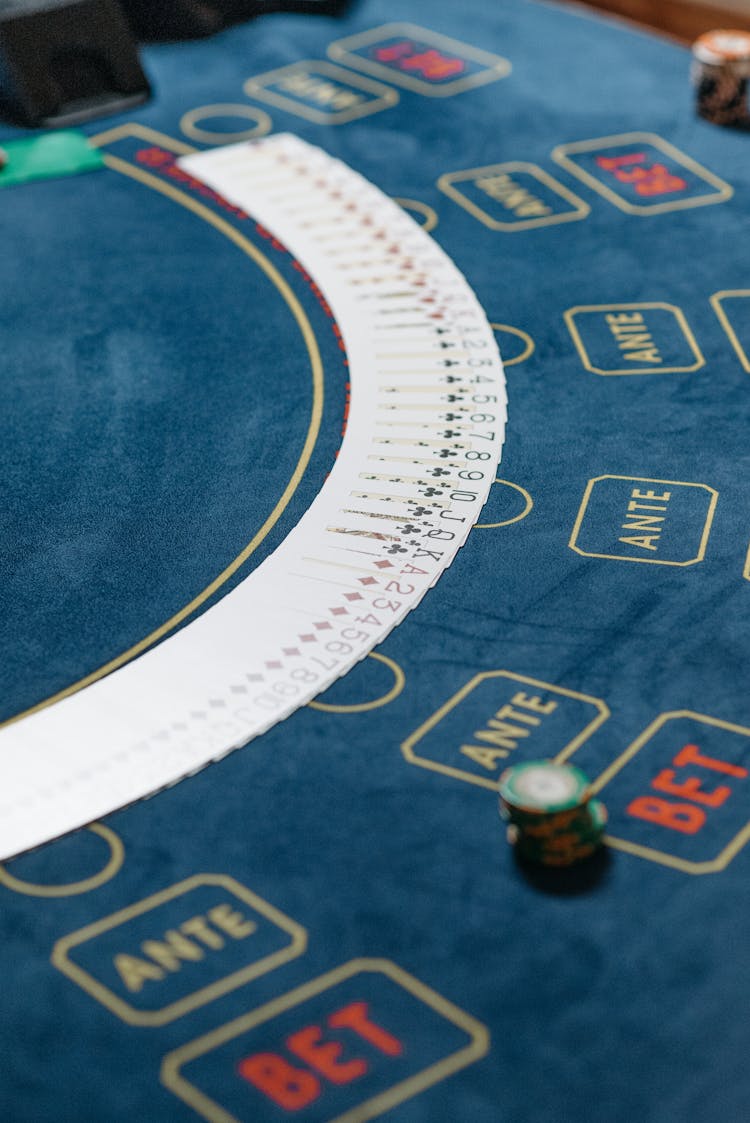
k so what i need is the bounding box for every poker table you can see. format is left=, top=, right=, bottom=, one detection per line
left=2, top=2, right=750, bottom=1120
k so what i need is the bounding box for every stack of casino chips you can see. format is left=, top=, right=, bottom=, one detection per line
left=692, top=30, right=750, bottom=129
left=498, top=760, right=607, bottom=867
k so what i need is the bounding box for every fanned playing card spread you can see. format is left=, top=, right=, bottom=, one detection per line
left=0, top=135, right=506, bottom=859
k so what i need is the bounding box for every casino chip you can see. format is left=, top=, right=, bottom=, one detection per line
left=692, top=30, right=750, bottom=129
left=499, top=761, right=607, bottom=867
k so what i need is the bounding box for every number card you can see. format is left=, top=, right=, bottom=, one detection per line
left=0, top=135, right=506, bottom=860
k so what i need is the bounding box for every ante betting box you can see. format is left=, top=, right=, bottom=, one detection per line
left=1, top=1, right=749, bottom=1120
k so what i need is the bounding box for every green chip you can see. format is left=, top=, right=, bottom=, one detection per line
left=0, top=130, right=104, bottom=189
left=506, top=797, right=608, bottom=867
left=498, top=760, right=591, bottom=814
left=585, top=799, right=608, bottom=837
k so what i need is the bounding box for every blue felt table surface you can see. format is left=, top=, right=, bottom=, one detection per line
left=2, top=2, right=750, bottom=1120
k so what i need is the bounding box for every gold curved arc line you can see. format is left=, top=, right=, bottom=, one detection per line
left=0, top=824, right=124, bottom=897
left=1, top=154, right=324, bottom=731
left=309, top=652, right=405, bottom=713
left=475, top=479, right=533, bottom=529
left=393, top=197, right=439, bottom=233
left=489, top=322, right=535, bottom=366
left=90, top=122, right=196, bottom=154
left=179, top=103, right=273, bottom=145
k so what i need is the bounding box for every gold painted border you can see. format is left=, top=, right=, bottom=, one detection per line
left=1, top=124, right=324, bottom=730
left=551, top=131, right=733, bottom=215
left=51, top=874, right=307, bottom=1026
left=328, top=22, right=511, bottom=97
left=590, top=710, right=750, bottom=874
left=437, top=161, right=590, bottom=231
left=393, top=197, right=439, bottom=232
left=179, top=104, right=272, bottom=145
left=401, top=670, right=610, bottom=790
left=473, top=476, right=532, bottom=527
left=92, top=122, right=196, bottom=155
left=569, top=475, right=718, bottom=566
left=564, top=302, right=705, bottom=376
left=0, top=824, right=124, bottom=898
left=243, top=60, right=398, bottom=125
left=489, top=323, right=535, bottom=366
left=309, top=652, right=405, bottom=713
left=161, top=957, right=489, bottom=1123
left=710, top=290, right=750, bottom=373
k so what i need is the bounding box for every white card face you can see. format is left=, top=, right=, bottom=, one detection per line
left=0, top=134, right=506, bottom=860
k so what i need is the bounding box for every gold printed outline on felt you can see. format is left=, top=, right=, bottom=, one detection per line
left=551, top=131, right=733, bottom=215
left=1, top=124, right=325, bottom=730
left=243, top=60, right=398, bottom=124
left=474, top=480, right=533, bottom=529
left=328, top=22, right=511, bottom=97
left=309, top=652, right=405, bottom=713
left=489, top=323, right=535, bottom=366
left=401, top=670, right=610, bottom=789
left=569, top=475, right=718, bottom=565
left=564, top=302, right=705, bottom=376
left=51, top=873, right=307, bottom=1026
left=393, top=196, right=439, bottom=232
left=437, top=161, right=590, bottom=231
left=160, top=957, right=489, bottom=1123
left=743, top=543, right=750, bottom=582
left=0, top=824, right=124, bottom=898
left=710, top=290, right=750, bottom=373
left=179, top=104, right=272, bottom=145
left=590, top=710, right=750, bottom=874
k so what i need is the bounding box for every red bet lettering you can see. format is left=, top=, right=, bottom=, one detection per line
left=328, top=1001, right=403, bottom=1056
left=374, top=41, right=413, bottom=63
left=596, top=152, right=647, bottom=170
left=627, top=796, right=706, bottom=834
left=612, top=166, right=649, bottom=184
left=400, top=49, right=465, bottom=80
left=238, top=1053, right=320, bottom=1110
left=651, top=770, right=731, bottom=809
left=286, top=1025, right=367, bottom=1085
left=673, top=743, right=749, bottom=779
left=632, top=164, right=687, bottom=196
